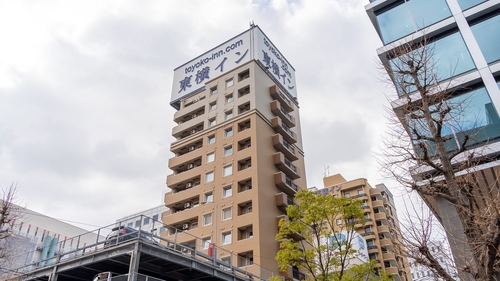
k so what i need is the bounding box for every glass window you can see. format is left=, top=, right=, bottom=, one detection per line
left=222, top=207, right=232, bottom=220
left=203, top=213, right=212, bottom=226
left=205, top=192, right=213, bottom=203
left=223, top=186, right=232, bottom=198
left=391, top=31, right=475, bottom=96
left=202, top=237, right=211, bottom=248
left=344, top=192, right=350, bottom=198
left=226, top=94, right=233, bottom=103
left=497, top=81, right=500, bottom=90
left=409, top=86, right=500, bottom=154
left=209, top=118, right=216, bottom=127
left=358, top=190, right=364, bottom=195
left=208, top=135, right=215, bottom=145
left=222, top=232, right=232, bottom=245
left=225, top=127, right=233, bottom=138
left=144, top=217, right=150, bottom=225
left=223, top=165, right=233, bottom=177
left=210, top=102, right=217, bottom=111
left=457, top=0, right=487, bottom=11
left=206, top=152, right=215, bottom=163
left=471, top=14, right=500, bottom=64
left=127, top=222, right=133, bottom=227
left=152, top=215, right=159, bottom=221
left=226, top=79, right=233, bottom=88
left=224, top=146, right=233, bottom=157
left=225, top=110, right=233, bottom=120
left=135, top=220, right=141, bottom=227
left=206, top=171, right=214, bottom=183
left=211, top=86, right=218, bottom=95
left=376, top=0, right=451, bottom=44
left=336, top=219, right=342, bottom=225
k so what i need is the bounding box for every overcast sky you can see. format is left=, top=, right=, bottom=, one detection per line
left=0, top=0, right=398, bottom=230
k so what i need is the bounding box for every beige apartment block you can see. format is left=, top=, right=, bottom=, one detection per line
left=321, top=174, right=412, bottom=281
left=162, top=58, right=307, bottom=279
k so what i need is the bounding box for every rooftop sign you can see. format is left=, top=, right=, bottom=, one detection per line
left=171, top=26, right=296, bottom=109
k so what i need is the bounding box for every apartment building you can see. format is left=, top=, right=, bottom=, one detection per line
left=317, top=174, right=412, bottom=281
left=162, top=25, right=307, bottom=279
left=365, top=0, right=500, bottom=274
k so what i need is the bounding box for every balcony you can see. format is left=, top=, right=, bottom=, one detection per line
left=167, top=172, right=201, bottom=189
left=173, top=106, right=205, bottom=124
left=274, top=172, right=300, bottom=197
left=372, top=200, right=383, bottom=207
left=172, top=140, right=203, bottom=158
left=379, top=238, right=393, bottom=247
left=271, top=117, right=297, bottom=144
left=273, top=152, right=300, bottom=179
left=277, top=215, right=304, bottom=241
left=377, top=225, right=390, bottom=233
left=269, top=85, right=294, bottom=112
left=374, top=212, right=387, bottom=220
left=276, top=192, right=294, bottom=211
left=270, top=100, right=295, bottom=128
left=272, top=134, right=298, bottom=161
left=172, top=122, right=204, bottom=140
left=382, top=252, right=396, bottom=261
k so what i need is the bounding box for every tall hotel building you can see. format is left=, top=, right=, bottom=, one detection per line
left=162, top=26, right=306, bottom=279
left=365, top=0, right=500, bottom=275
left=317, top=174, right=412, bottom=281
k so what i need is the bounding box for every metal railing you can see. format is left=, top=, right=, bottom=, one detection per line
left=11, top=215, right=280, bottom=281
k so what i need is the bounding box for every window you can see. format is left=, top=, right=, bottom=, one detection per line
left=224, top=145, right=233, bottom=157
left=224, top=127, right=233, bottom=138
left=457, top=0, right=486, bottom=10
left=143, top=217, right=150, bottom=225
left=206, top=152, right=215, bottom=163
left=226, top=79, right=233, bottom=88
left=358, top=190, right=364, bottom=195
left=205, top=171, right=214, bottom=183
left=223, top=165, right=233, bottom=177
left=344, top=192, right=350, bottom=198
left=376, top=0, right=451, bottom=44
left=152, top=215, right=159, bottom=221
left=222, top=232, right=232, bottom=245
left=225, top=110, right=233, bottom=120
left=222, top=207, right=232, bottom=220
left=210, top=102, right=217, bottom=111
left=238, top=69, right=250, bottom=81
left=471, top=14, right=500, bottom=64
left=209, top=118, right=216, bottom=127
left=336, top=219, right=342, bottom=225
left=210, top=86, right=218, bottom=95
left=203, top=213, right=213, bottom=226
left=207, top=135, right=215, bottom=145
left=202, top=237, right=211, bottom=249
left=365, top=227, right=372, bottom=234
left=225, top=94, right=233, bottom=103
left=127, top=222, right=133, bottom=227
left=205, top=192, right=213, bottom=203
left=223, top=186, right=232, bottom=198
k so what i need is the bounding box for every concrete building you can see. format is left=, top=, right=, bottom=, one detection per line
left=1, top=203, right=103, bottom=277
left=409, top=240, right=458, bottom=280
left=317, top=174, right=412, bottom=281
left=162, top=25, right=307, bottom=280
left=115, top=204, right=168, bottom=235
left=365, top=0, right=500, bottom=275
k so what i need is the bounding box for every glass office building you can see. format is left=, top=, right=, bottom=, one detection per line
left=366, top=0, right=500, bottom=277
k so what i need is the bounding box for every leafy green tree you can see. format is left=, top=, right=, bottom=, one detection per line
left=271, top=190, right=391, bottom=281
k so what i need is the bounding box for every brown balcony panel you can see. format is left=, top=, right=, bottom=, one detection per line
left=271, top=117, right=297, bottom=144
left=377, top=225, right=390, bottom=233
left=382, top=252, right=396, bottom=261
left=372, top=200, right=383, bottom=207
left=273, top=153, right=300, bottom=179
left=374, top=212, right=387, bottom=220
left=270, top=100, right=295, bottom=128
left=166, top=172, right=201, bottom=188
left=164, top=188, right=199, bottom=208
left=272, top=134, right=298, bottom=161
left=386, top=267, right=398, bottom=275
left=275, top=192, right=293, bottom=211
left=379, top=238, right=393, bottom=247
left=269, top=85, right=294, bottom=112
left=277, top=215, right=304, bottom=241
left=274, top=172, right=300, bottom=197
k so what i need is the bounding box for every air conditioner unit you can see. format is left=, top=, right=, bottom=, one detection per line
left=187, top=164, right=194, bottom=169
left=190, top=130, right=197, bottom=134
left=246, top=143, right=251, bottom=148
left=182, top=223, right=189, bottom=230
left=246, top=163, right=252, bottom=168
left=246, top=184, right=252, bottom=190
left=192, top=113, right=197, bottom=118
left=189, top=146, right=195, bottom=151
left=184, top=202, right=191, bottom=208
left=186, top=183, right=192, bottom=188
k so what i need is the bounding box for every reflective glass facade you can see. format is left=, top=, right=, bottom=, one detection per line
left=376, top=0, right=451, bottom=44
left=391, top=32, right=475, bottom=96
left=471, top=14, right=500, bottom=64
left=457, top=0, right=487, bottom=11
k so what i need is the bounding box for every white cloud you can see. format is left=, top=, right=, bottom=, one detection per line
left=0, top=0, right=398, bottom=230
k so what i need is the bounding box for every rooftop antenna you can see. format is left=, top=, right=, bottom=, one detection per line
left=323, top=165, right=330, bottom=178
left=250, top=20, right=255, bottom=28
